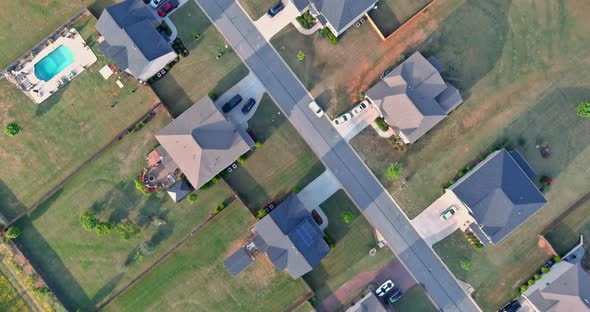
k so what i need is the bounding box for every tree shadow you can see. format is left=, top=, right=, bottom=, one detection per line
left=29, top=188, right=64, bottom=221
left=34, top=83, right=68, bottom=117
left=90, top=272, right=124, bottom=304
left=367, top=0, right=401, bottom=37
left=149, top=221, right=175, bottom=248
left=0, top=179, right=27, bottom=222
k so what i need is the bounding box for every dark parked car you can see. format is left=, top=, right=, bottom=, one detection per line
left=268, top=2, right=285, bottom=17
left=385, top=288, right=403, bottom=304
left=222, top=94, right=242, bottom=113
left=157, top=0, right=179, bottom=17
left=241, top=98, right=256, bottom=114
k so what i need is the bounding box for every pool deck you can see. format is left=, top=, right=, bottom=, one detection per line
left=10, top=28, right=97, bottom=104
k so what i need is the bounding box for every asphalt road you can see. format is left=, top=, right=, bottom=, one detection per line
left=194, top=1, right=480, bottom=311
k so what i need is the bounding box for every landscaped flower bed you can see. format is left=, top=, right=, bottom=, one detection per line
left=295, top=11, right=315, bottom=29
left=515, top=256, right=561, bottom=297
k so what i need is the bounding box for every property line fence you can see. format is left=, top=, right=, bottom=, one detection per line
left=366, top=0, right=438, bottom=42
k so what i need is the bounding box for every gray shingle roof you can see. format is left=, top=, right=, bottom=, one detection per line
left=253, top=195, right=330, bottom=279
left=308, top=0, right=377, bottom=34
left=96, top=0, right=175, bottom=78
left=345, top=292, right=387, bottom=312
left=366, top=52, right=463, bottom=143
left=224, top=247, right=254, bottom=277
left=156, top=97, right=254, bottom=189
left=449, top=149, right=547, bottom=244
left=166, top=180, right=192, bottom=203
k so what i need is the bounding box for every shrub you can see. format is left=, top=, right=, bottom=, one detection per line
left=321, top=28, right=338, bottom=44
left=134, top=178, right=150, bottom=196
left=553, top=255, right=561, bottom=262
left=517, top=137, right=527, bottom=146
left=237, top=156, right=245, bottom=164
left=255, top=141, right=263, bottom=148
left=80, top=212, right=98, bottom=231
left=4, top=122, right=21, bottom=136
left=397, top=54, right=406, bottom=63
left=5, top=226, right=21, bottom=239
left=323, top=230, right=335, bottom=249
left=132, top=251, right=143, bottom=264
left=297, top=50, right=305, bottom=61
left=374, top=117, right=389, bottom=131
left=115, top=222, right=141, bottom=241
left=208, top=92, right=219, bottom=100
left=187, top=193, right=198, bottom=203
left=541, top=266, right=550, bottom=274
left=576, top=101, right=590, bottom=118
left=341, top=211, right=354, bottom=224
left=139, top=241, right=155, bottom=255
left=192, top=31, right=201, bottom=39
left=292, top=186, right=301, bottom=193
left=527, top=279, right=534, bottom=286
left=515, top=290, right=522, bottom=297
left=95, top=222, right=112, bottom=235
left=520, top=285, right=528, bottom=292
left=460, top=259, right=471, bottom=272
left=533, top=274, right=541, bottom=280
left=358, top=92, right=366, bottom=101
left=214, top=203, right=225, bottom=214
left=257, top=209, right=268, bottom=220
left=475, top=243, right=484, bottom=248
left=386, top=163, right=402, bottom=181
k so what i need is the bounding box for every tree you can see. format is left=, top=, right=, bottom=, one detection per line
left=341, top=211, right=354, bottom=224
left=80, top=212, right=98, bottom=231
left=577, top=101, right=590, bottom=118
left=115, top=222, right=140, bottom=241
left=386, top=163, right=402, bottom=181
left=460, top=259, right=471, bottom=272
left=187, top=193, right=198, bottom=204
left=3, top=122, right=21, bottom=136
left=5, top=226, right=21, bottom=239
left=139, top=241, right=155, bottom=255
left=297, top=51, right=305, bottom=61
left=95, top=222, right=112, bottom=235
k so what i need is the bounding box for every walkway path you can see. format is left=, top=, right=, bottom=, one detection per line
left=293, top=21, right=320, bottom=35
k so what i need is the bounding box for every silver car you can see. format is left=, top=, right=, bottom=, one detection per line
left=333, top=112, right=352, bottom=125
left=440, top=206, right=457, bottom=221
left=351, top=101, right=368, bottom=116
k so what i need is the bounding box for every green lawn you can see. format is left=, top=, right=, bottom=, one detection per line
left=270, top=0, right=461, bottom=118
left=224, top=94, right=325, bottom=213
left=368, top=0, right=432, bottom=37
left=349, top=0, right=590, bottom=310
left=0, top=14, right=159, bottom=220
left=303, top=190, right=394, bottom=304
left=238, top=0, right=277, bottom=20
left=0, top=273, right=30, bottom=312
left=393, top=286, right=437, bottom=312
left=0, top=0, right=84, bottom=69
left=545, top=198, right=590, bottom=255
left=13, top=112, right=235, bottom=311
left=151, top=1, right=249, bottom=116
left=105, top=200, right=311, bottom=312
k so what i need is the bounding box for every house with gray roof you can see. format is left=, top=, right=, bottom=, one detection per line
left=522, top=244, right=590, bottom=312
left=346, top=292, right=387, bottom=312
left=251, top=194, right=330, bottom=279
left=96, top=0, right=177, bottom=80
left=290, top=0, right=378, bottom=37
left=156, top=96, right=254, bottom=190
left=446, top=149, right=547, bottom=245
left=365, top=51, right=463, bottom=144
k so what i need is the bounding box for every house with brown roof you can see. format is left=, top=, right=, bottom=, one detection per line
left=365, top=51, right=463, bottom=144
left=155, top=96, right=254, bottom=189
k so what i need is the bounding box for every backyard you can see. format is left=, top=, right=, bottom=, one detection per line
left=0, top=14, right=159, bottom=220
left=270, top=0, right=462, bottom=117
left=545, top=198, right=590, bottom=256
left=348, top=0, right=590, bottom=310
left=238, top=0, right=277, bottom=20
left=303, top=190, right=394, bottom=306
left=151, top=1, right=249, bottom=116
left=104, top=200, right=311, bottom=312
left=0, top=0, right=84, bottom=69
left=368, top=0, right=432, bottom=37
left=392, top=286, right=437, bottom=312
left=13, top=112, right=237, bottom=311
left=224, top=94, right=325, bottom=213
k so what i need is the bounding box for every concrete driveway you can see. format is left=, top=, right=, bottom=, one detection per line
left=410, top=192, right=474, bottom=246
left=297, top=170, right=341, bottom=230
left=213, top=72, right=265, bottom=127
left=252, top=0, right=300, bottom=40
left=333, top=103, right=381, bottom=142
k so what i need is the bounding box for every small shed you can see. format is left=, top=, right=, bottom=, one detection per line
left=224, top=247, right=254, bottom=277
left=166, top=180, right=192, bottom=203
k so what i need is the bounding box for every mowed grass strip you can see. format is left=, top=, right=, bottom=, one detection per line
left=0, top=272, right=30, bottom=312
left=14, top=112, right=234, bottom=311
left=392, top=286, right=437, bottom=312
left=303, top=190, right=394, bottom=303
left=224, top=94, right=325, bottom=212
left=0, top=0, right=84, bottom=69
left=152, top=1, right=249, bottom=116
left=238, top=0, right=277, bottom=20
left=0, top=14, right=159, bottom=219
left=545, top=198, right=590, bottom=255
left=105, top=200, right=311, bottom=312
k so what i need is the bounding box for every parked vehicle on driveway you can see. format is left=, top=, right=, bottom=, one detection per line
left=150, top=0, right=165, bottom=8
left=157, top=0, right=179, bottom=17
left=385, top=288, right=403, bottom=304
left=375, top=280, right=395, bottom=297
left=268, top=2, right=285, bottom=17
left=222, top=94, right=242, bottom=113
left=241, top=98, right=256, bottom=114
left=333, top=112, right=352, bottom=125
left=351, top=101, right=367, bottom=116
left=380, top=68, right=392, bottom=80
left=440, top=206, right=457, bottom=221
left=308, top=101, right=324, bottom=117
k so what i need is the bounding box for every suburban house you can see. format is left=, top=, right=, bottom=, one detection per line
left=96, top=0, right=177, bottom=81
left=365, top=51, right=463, bottom=144
left=346, top=292, right=387, bottom=312
left=155, top=96, right=254, bottom=190
left=225, top=195, right=330, bottom=279
left=291, top=0, right=378, bottom=37
left=522, top=244, right=590, bottom=311
left=446, top=149, right=548, bottom=246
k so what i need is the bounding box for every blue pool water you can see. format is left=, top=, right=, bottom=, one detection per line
left=34, top=45, right=75, bottom=82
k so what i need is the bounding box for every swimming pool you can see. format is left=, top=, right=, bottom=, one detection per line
left=34, top=45, right=75, bottom=82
